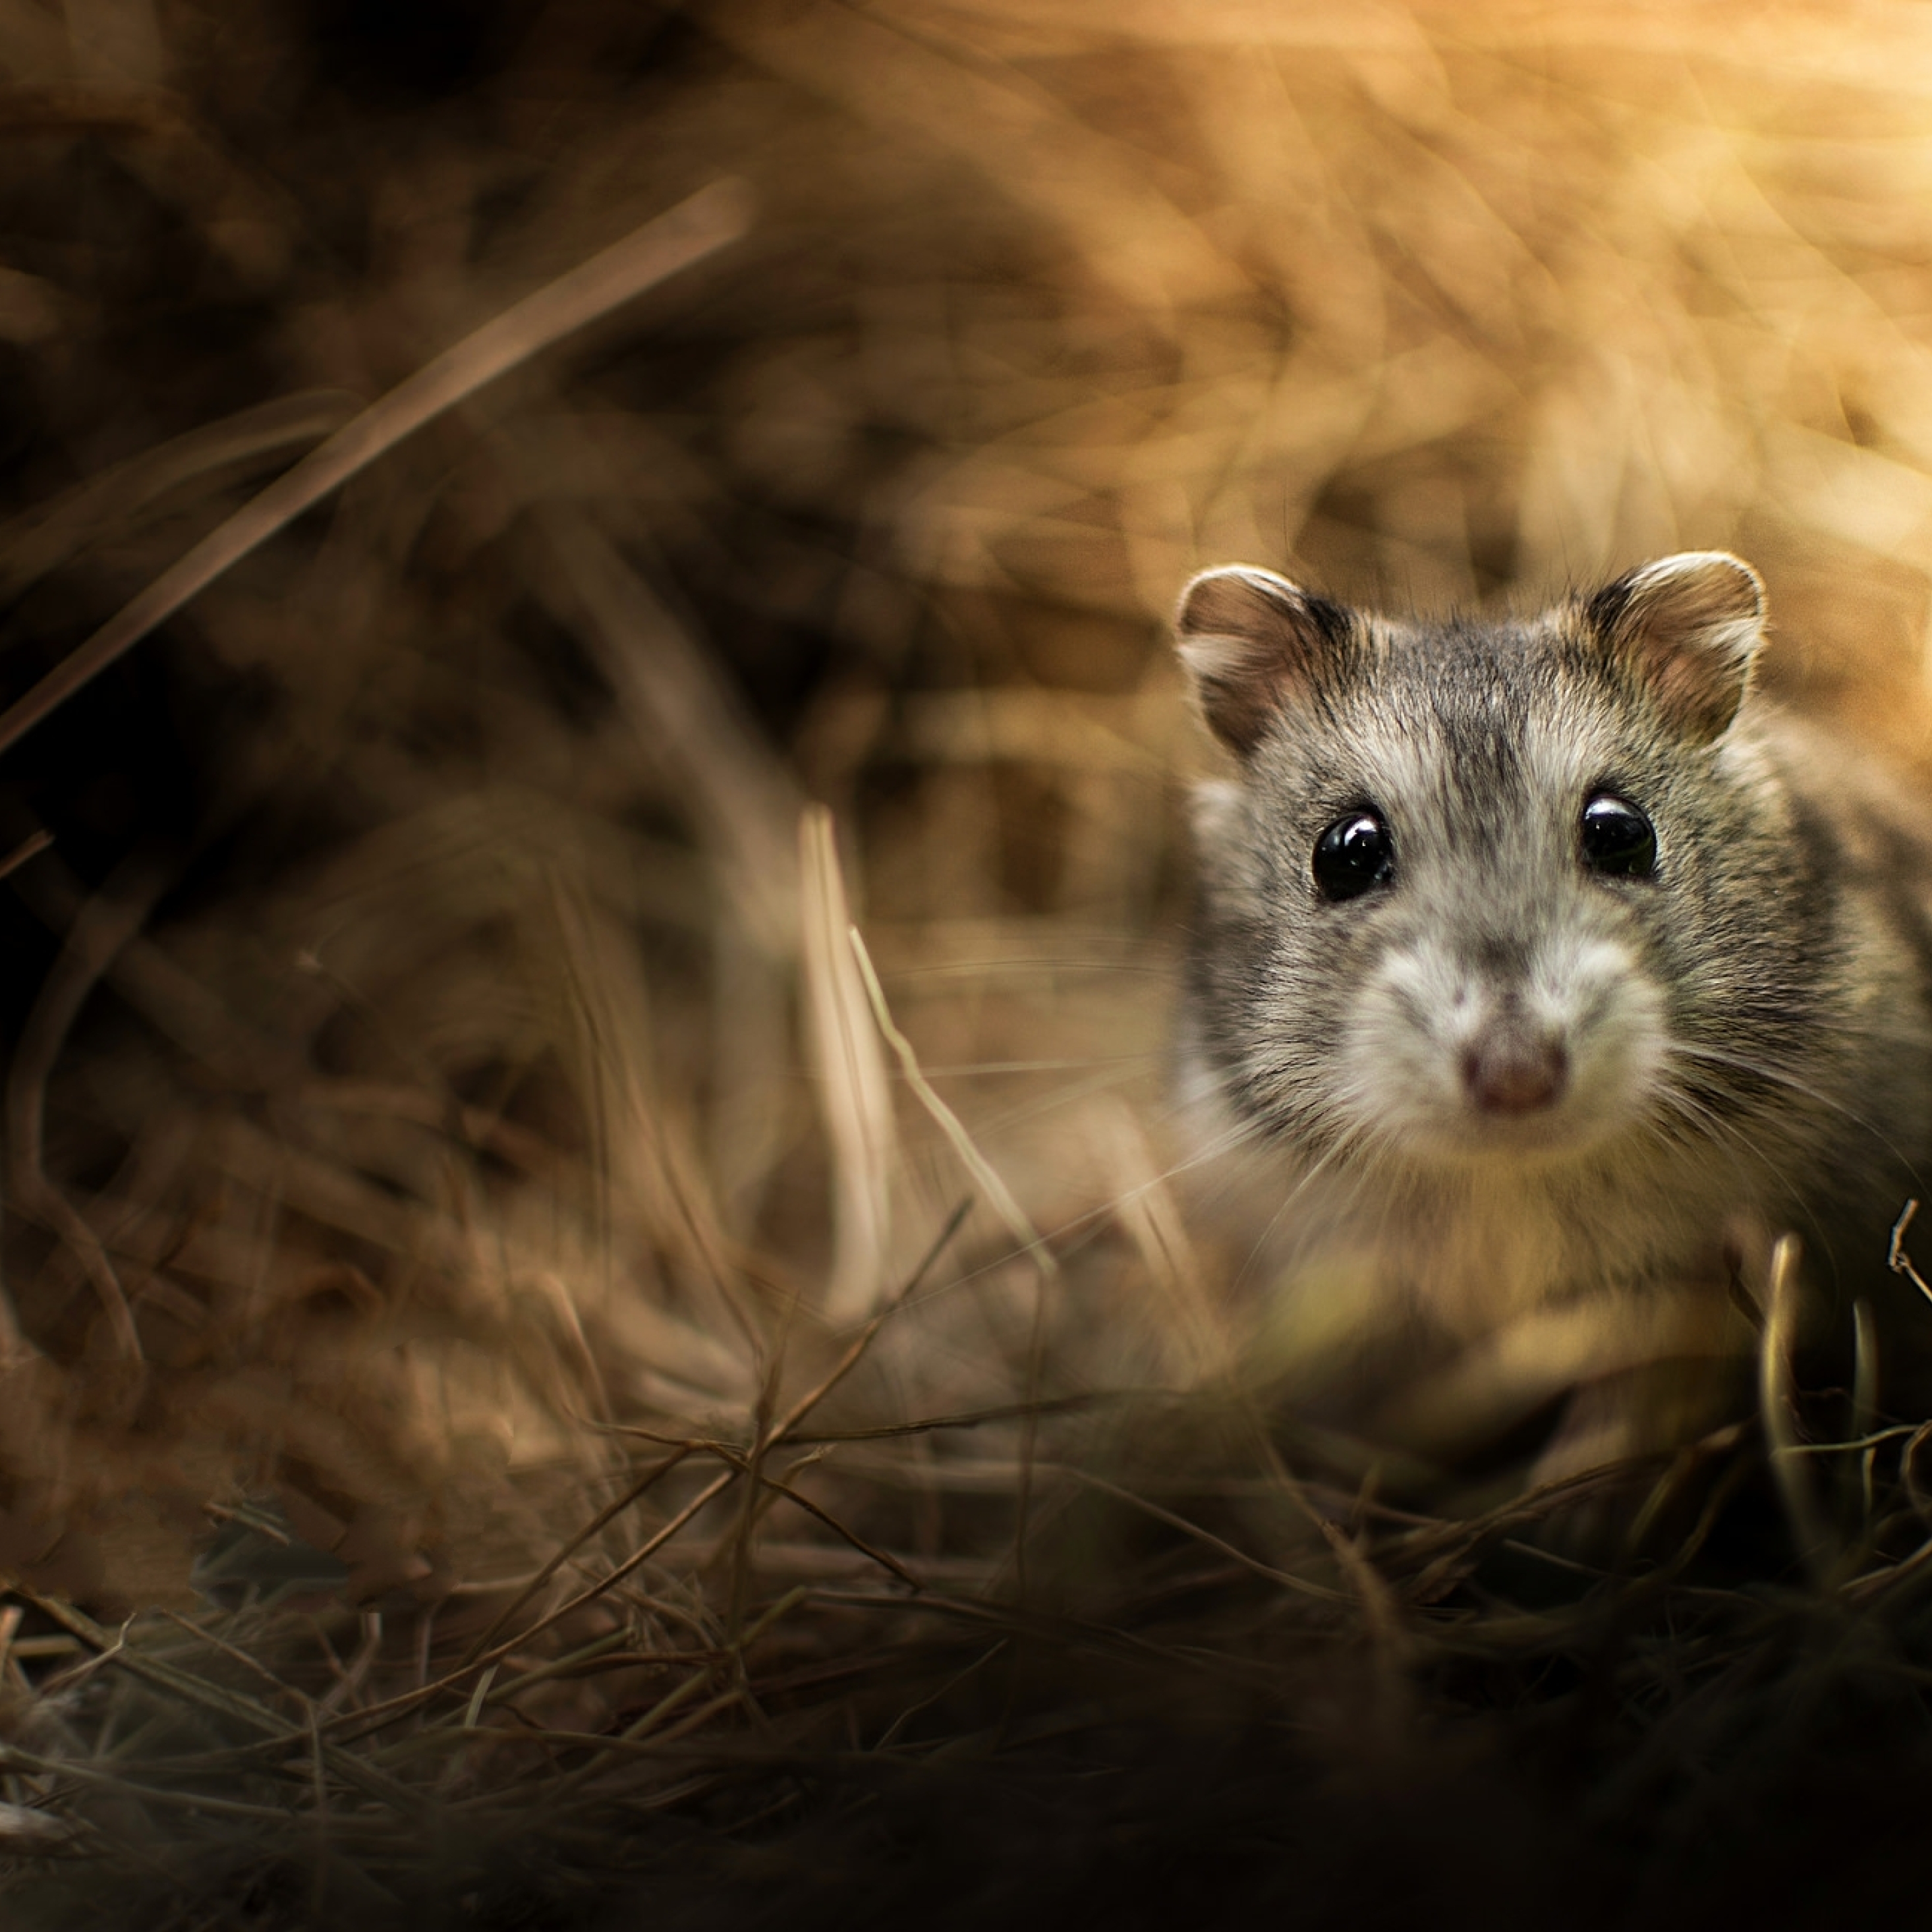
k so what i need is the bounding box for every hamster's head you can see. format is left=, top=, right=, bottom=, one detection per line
left=1174, top=552, right=1796, bottom=1179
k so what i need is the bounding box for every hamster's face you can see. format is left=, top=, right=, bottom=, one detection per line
left=1176, top=555, right=1805, bottom=1179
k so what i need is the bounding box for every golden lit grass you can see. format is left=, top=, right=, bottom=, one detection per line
left=4, top=1, right=1932, bottom=1922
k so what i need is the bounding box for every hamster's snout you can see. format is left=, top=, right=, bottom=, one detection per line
left=1343, top=927, right=1664, bottom=1164
left=1462, top=1025, right=1569, bottom=1116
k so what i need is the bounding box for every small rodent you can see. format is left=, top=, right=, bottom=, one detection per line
left=1172, top=551, right=1932, bottom=1482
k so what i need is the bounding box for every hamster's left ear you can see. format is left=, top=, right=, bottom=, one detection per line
left=1174, top=565, right=1361, bottom=757
left=1583, top=551, right=1766, bottom=743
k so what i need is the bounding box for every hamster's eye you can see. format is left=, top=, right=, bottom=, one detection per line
left=1313, top=811, right=1394, bottom=901
left=1579, top=793, right=1657, bottom=878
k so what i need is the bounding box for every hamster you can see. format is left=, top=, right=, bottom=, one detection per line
left=1170, top=551, right=1932, bottom=1483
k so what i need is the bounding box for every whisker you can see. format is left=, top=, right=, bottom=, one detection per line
left=1228, top=1115, right=1376, bottom=1297
left=1651, top=1084, right=1835, bottom=1263
left=1665, top=1040, right=1917, bottom=1176
left=879, top=958, right=1176, bottom=984
left=911, top=1054, right=1160, bottom=1078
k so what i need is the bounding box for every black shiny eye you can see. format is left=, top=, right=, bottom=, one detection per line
left=1579, top=793, right=1657, bottom=878
left=1313, top=811, right=1394, bottom=901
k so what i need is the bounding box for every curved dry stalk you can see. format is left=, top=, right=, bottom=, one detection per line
left=4, top=863, right=172, bottom=1361
left=800, top=809, right=895, bottom=1321
left=1759, top=1232, right=1833, bottom=1584
left=0, top=390, right=358, bottom=608
left=0, top=179, right=754, bottom=762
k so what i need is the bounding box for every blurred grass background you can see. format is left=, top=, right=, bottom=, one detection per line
left=4, top=1, right=1932, bottom=1923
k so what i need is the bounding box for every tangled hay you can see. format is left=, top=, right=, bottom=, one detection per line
left=1, top=1, right=1932, bottom=1924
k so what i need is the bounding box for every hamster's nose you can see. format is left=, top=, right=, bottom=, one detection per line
left=1462, top=1029, right=1568, bottom=1115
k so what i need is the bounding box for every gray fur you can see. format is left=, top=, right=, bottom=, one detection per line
left=1174, top=552, right=1932, bottom=1465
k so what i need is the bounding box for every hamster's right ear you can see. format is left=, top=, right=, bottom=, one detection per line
left=1583, top=551, right=1767, bottom=743
left=1174, top=566, right=1357, bottom=758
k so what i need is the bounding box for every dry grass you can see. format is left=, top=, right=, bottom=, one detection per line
left=2, top=1, right=1932, bottom=1924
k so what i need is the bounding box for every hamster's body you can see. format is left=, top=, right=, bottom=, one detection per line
left=1172, top=553, right=1932, bottom=1477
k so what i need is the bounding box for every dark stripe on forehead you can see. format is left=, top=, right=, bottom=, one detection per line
left=1419, top=669, right=1531, bottom=849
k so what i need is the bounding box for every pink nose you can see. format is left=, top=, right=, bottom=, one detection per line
left=1462, top=1033, right=1568, bottom=1115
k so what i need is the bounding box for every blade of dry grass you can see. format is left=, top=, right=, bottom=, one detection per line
left=801, top=809, right=897, bottom=1322
left=0, top=827, right=49, bottom=881
left=848, top=924, right=1056, bottom=1288
left=0, top=178, right=753, bottom=760
left=1760, top=1232, right=1834, bottom=1583
left=0, top=389, right=358, bottom=606
left=847, top=922, right=1062, bottom=1594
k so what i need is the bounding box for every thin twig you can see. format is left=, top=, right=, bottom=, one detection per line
left=331, top=1467, right=741, bottom=1742
left=458, top=1447, right=695, bottom=1668
left=1891, top=1199, right=1932, bottom=1305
